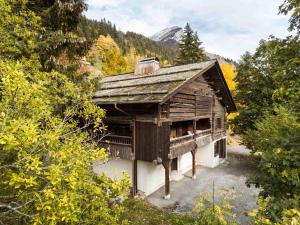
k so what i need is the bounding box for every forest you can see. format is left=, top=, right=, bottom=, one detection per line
left=0, top=0, right=299, bottom=224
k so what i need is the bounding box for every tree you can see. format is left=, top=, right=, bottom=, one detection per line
left=87, top=35, right=128, bottom=76
left=220, top=63, right=238, bottom=129
left=0, top=60, right=129, bottom=225
left=220, top=63, right=237, bottom=92
left=0, top=1, right=130, bottom=224
left=0, top=0, right=40, bottom=59
left=231, top=36, right=300, bottom=134
left=245, top=108, right=300, bottom=224
left=76, top=16, right=177, bottom=65
left=245, top=108, right=300, bottom=198
left=175, top=23, right=207, bottom=65
left=232, top=8, right=300, bottom=222
left=279, top=0, right=300, bottom=33
left=27, top=0, right=89, bottom=71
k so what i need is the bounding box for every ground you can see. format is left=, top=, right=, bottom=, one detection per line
left=147, top=141, right=260, bottom=225
left=122, top=199, right=198, bottom=225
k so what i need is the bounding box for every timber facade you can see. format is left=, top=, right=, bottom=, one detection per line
left=92, top=58, right=236, bottom=198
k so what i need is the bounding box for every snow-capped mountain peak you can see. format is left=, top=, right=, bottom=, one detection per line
left=150, top=26, right=183, bottom=43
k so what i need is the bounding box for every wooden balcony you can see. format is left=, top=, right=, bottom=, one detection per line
left=169, top=129, right=212, bottom=159
left=99, top=134, right=132, bottom=160
left=195, top=129, right=212, bottom=147
left=195, top=129, right=212, bottom=138
left=170, top=133, right=194, bottom=147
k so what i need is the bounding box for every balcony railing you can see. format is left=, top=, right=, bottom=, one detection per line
left=170, top=133, right=194, bottom=147
left=98, top=134, right=132, bottom=160
left=170, top=129, right=212, bottom=147
left=195, top=129, right=212, bottom=138
left=101, top=134, right=132, bottom=146
left=169, top=129, right=212, bottom=158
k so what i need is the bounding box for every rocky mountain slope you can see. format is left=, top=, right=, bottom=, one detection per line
left=150, top=26, right=183, bottom=45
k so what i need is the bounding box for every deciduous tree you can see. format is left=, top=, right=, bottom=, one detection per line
left=279, top=0, right=300, bottom=33
left=0, top=1, right=130, bottom=224
left=87, top=35, right=128, bottom=76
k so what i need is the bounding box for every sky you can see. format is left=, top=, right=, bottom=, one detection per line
left=85, top=0, right=291, bottom=61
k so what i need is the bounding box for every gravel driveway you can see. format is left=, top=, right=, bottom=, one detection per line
left=147, top=144, right=260, bottom=225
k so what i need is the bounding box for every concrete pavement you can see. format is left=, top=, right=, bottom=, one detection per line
left=147, top=146, right=260, bottom=225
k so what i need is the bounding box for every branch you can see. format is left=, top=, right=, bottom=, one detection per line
left=0, top=200, right=34, bottom=218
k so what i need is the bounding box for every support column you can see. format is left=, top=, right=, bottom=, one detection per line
left=162, top=160, right=171, bottom=199
left=192, top=120, right=197, bottom=179
left=191, top=149, right=196, bottom=179
left=132, top=159, right=138, bottom=196
left=131, top=117, right=137, bottom=197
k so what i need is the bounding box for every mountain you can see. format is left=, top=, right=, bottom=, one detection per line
left=150, top=26, right=183, bottom=46
left=77, top=17, right=176, bottom=63
left=150, top=26, right=235, bottom=64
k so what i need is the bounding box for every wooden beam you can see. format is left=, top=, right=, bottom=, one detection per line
left=162, top=160, right=171, bottom=199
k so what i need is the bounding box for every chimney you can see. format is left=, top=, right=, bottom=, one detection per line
left=134, top=57, right=160, bottom=75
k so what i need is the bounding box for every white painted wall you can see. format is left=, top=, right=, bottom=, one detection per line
left=93, top=136, right=227, bottom=196
left=178, top=152, right=192, bottom=174
left=196, top=141, right=216, bottom=168
left=93, top=158, right=132, bottom=179
left=93, top=158, right=165, bottom=196
left=195, top=137, right=227, bottom=168
left=136, top=160, right=165, bottom=196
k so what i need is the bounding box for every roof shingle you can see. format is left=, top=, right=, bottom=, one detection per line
left=92, top=60, right=215, bottom=104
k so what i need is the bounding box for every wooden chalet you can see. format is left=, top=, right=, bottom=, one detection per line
left=92, top=57, right=236, bottom=198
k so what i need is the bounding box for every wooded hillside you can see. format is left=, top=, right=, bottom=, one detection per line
left=77, top=17, right=176, bottom=64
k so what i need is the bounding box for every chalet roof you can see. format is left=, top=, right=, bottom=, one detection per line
left=92, top=60, right=236, bottom=112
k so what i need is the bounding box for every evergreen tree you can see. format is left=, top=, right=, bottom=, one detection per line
left=192, top=32, right=207, bottom=62
left=175, top=23, right=207, bottom=65
left=27, top=0, right=89, bottom=71
left=76, top=16, right=176, bottom=64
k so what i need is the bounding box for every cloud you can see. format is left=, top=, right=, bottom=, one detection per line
left=85, top=0, right=291, bottom=60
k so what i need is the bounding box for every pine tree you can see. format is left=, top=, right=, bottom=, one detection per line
left=175, top=23, right=207, bottom=65
left=192, top=32, right=207, bottom=62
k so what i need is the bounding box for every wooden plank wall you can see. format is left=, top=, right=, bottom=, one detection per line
left=213, top=98, right=225, bottom=132
left=157, top=122, right=171, bottom=161
left=135, top=122, right=157, bottom=161
left=166, top=76, right=214, bottom=119
left=135, top=122, right=170, bottom=161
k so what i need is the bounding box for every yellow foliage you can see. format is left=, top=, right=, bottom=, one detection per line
left=124, top=48, right=144, bottom=72
left=221, top=63, right=239, bottom=125
left=221, top=63, right=237, bottom=92
left=87, top=35, right=173, bottom=76
left=87, top=35, right=128, bottom=76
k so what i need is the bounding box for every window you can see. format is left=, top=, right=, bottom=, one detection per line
left=196, top=118, right=211, bottom=130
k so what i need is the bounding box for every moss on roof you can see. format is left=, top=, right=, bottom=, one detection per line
left=92, top=61, right=216, bottom=104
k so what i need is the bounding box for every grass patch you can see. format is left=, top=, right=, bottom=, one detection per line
left=122, top=198, right=198, bottom=225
